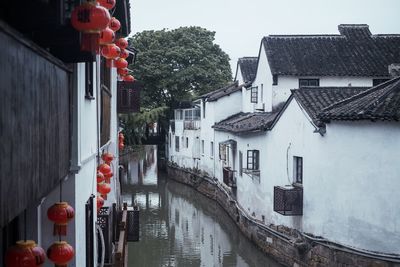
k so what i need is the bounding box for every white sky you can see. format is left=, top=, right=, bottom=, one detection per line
left=129, top=0, right=400, bottom=75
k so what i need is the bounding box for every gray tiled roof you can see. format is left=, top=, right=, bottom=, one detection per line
left=292, top=87, right=369, bottom=126
left=236, top=57, right=258, bottom=83
left=320, top=77, right=400, bottom=121
left=213, top=108, right=282, bottom=134
left=199, top=82, right=243, bottom=102
left=263, top=24, right=400, bottom=77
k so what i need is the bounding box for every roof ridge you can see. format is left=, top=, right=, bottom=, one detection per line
left=322, top=77, right=400, bottom=113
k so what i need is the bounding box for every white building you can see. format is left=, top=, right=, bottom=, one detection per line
left=168, top=24, right=400, bottom=256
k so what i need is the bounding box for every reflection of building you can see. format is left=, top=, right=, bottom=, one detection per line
left=168, top=25, right=400, bottom=261
left=0, top=1, right=133, bottom=266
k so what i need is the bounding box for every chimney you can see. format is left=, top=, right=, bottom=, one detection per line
left=388, top=64, right=400, bottom=77
left=338, top=24, right=371, bottom=38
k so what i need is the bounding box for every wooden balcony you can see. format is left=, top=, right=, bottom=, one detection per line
left=0, top=22, right=70, bottom=227
left=273, top=186, right=303, bottom=216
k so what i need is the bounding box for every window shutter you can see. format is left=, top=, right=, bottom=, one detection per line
left=117, top=81, right=141, bottom=114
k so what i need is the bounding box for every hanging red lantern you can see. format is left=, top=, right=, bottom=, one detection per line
left=123, top=75, right=135, bottom=82
left=119, top=132, right=125, bottom=141
left=47, top=241, right=74, bottom=267
left=97, top=182, right=111, bottom=200
left=119, top=49, right=129, bottom=59
left=101, top=152, right=114, bottom=163
left=104, top=171, right=113, bottom=183
left=47, top=202, right=75, bottom=236
left=97, top=196, right=105, bottom=211
left=114, top=58, right=128, bottom=69
left=71, top=2, right=110, bottom=32
left=99, top=27, right=115, bottom=45
left=117, top=68, right=128, bottom=76
left=97, top=0, right=116, bottom=10
left=101, top=44, right=120, bottom=67
left=109, top=17, right=121, bottom=32
left=115, top=38, right=128, bottom=49
left=5, top=240, right=46, bottom=267
left=119, top=142, right=125, bottom=150
left=97, top=172, right=105, bottom=183
left=98, top=163, right=111, bottom=175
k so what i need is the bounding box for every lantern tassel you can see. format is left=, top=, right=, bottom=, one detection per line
left=81, top=33, right=100, bottom=54
left=54, top=224, right=67, bottom=236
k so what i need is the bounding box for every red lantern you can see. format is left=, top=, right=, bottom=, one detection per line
left=117, top=68, right=128, bottom=76
left=115, top=38, right=128, bottom=49
left=97, top=172, right=105, bottom=183
left=98, top=163, right=111, bottom=175
left=97, top=196, right=104, bottom=211
left=71, top=2, right=110, bottom=33
left=97, top=0, right=116, bottom=10
left=101, top=152, right=114, bottom=163
left=123, top=75, right=135, bottom=82
left=47, top=202, right=75, bottom=236
left=114, top=58, right=128, bottom=69
left=47, top=241, right=74, bottom=267
left=97, top=182, right=111, bottom=199
left=104, top=171, right=113, bottom=183
left=119, top=132, right=125, bottom=141
left=119, top=142, right=125, bottom=150
left=109, top=17, right=121, bottom=32
left=99, top=27, right=115, bottom=45
left=101, top=44, right=120, bottom=59
left=119, top=49, right=129, bottom=59
left=5, top=240, right=46, bottom=267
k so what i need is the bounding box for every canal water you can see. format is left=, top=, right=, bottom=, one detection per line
left=121, top=145, right=282, bottom=267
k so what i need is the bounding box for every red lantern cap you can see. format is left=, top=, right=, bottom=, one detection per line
left=47, top=241, right=75, bottom=267
left=71, top=2, right=110, bottom=33
left=98, top=0, right=116, bottom=10
left=47, top=202, right=75, bottom=236
left=114, top=58, right=128, bottom=69
left=99, top=27, right=115, bottom=45
left=5, top=240, right=46, bottom=267
left=109, top=17, right=121, bottom=32
left=98, top=163, right=111, bottom=174
left=115, top=38, right=128, bottom=49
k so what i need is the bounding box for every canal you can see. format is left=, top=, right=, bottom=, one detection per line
left=121, top=145, right=282, bottom=267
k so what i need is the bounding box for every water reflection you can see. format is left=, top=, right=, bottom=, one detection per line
left=121, top=146, right=281, bottom=267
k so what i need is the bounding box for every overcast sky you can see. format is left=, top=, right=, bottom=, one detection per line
left=130, top=0, right=400, bottom=75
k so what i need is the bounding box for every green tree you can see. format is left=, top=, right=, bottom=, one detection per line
left=129, top=26, right=232, bottom=108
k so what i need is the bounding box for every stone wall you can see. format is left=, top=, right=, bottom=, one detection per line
left=167, top=163, right=400, bottom=267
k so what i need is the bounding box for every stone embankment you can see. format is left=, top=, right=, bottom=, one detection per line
left=167, top=163, right=400, bottom=267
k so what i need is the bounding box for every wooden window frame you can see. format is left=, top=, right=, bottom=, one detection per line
left=250, top=86, right=258, bottom=103
left=294, top=156, right=303, bottom=184
left=299, top=79, right=319, bottom=88
left=247, top=150, right=259, bottom=170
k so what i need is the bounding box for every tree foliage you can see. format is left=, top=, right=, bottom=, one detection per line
left=129, top=26, right=232, bottom=108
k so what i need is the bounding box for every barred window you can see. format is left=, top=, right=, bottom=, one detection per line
left=251, top=86, right=258, bottom=103
left=247, top=150, right=259, bottom=170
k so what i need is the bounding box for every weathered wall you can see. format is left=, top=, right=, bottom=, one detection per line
left=167, top=164, right=400, bottom=267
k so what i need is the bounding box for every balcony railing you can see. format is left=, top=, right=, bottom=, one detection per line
left=223, top=167, right=236, bottom=187
left=184, top=120, right=200, bottom=130
left=273, top=186, right=303, bottom=216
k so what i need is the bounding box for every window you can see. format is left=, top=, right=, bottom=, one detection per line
left=169, top=133, right=171, bottom=148
left=186, top=137, right=189, bottom=148
left=251, top=86, right=258, bottom=103
left=219, top=143, right=227, bottom=160
left=239, top=151, right=243, bottom=176
left=373, top=79, right=390, bottom=86
left=201, top=140, right=204, bottom=154
left=202, top=101, right=206, bottom=118
left=293, top=156, right=303, bottom=184
left=210, top=142, right=214, bottom=157
left=247, top=150, right=259, bottom=170
left=175, top=136, right=180, bottom=152
left=299, top=79, right=319, bottom=87
left=85, top=62, right=94, bottom=99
